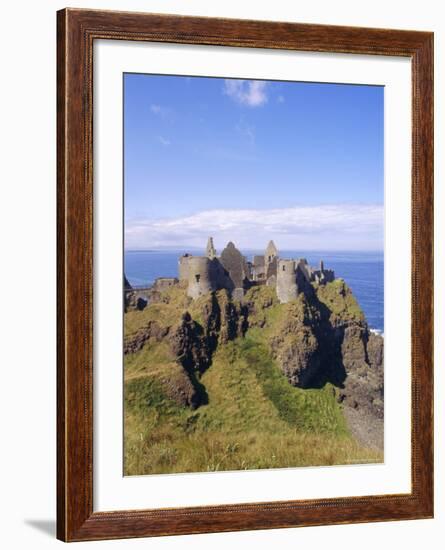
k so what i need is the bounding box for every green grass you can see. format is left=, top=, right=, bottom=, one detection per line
left=315, top=279, right=365, bottom=323
left=239, top=336, right=348, bottom=433
left=124, top=327, right=382, bottom=475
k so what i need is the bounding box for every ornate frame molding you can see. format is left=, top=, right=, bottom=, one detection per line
left=57, top=8, right=433, bottom=541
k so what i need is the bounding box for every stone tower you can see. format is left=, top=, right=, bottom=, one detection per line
left=186, top=257, right=214, bottom=299
left=277, top=259, right=298, bottom=303
left=265, top=240, right=278, bottom=265
left=178, top=254, right=191, bottom=281
left=265, top=240, right=278, bottom=281
left=206, top=237, right=217, bottom=259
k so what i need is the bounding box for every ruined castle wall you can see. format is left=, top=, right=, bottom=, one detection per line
left=209, top=258, right=230, bottom=290
left=266, top=256, right=278, bottom=281
left=179, top=255, right=191, bottom=281
left=312, top=268, right=335, bottom=285
left=277, top=259, right=298, bottom=303
left=186, top=256, right=214, bottom=299
left=220, top=242, right=247, bottom=295
left=251, top=255, right=265, bottom=281
left=322, top=269, right=335, bottom=283
left=296, top=259, right=313, bottom=282
left=153, top=277, right=178, bottom=291
left=265, top=241, right=278, bottom=263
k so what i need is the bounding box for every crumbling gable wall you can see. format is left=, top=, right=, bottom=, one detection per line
left=220, top=242, right=248, bottom=295
left=178, top=239, right=335, bottom=304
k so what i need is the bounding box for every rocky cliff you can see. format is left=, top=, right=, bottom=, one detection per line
left=124, top=280, right=383, bottom=429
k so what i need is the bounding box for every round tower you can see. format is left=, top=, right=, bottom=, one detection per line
left=276, top=259, right=298, bottom=303
left=187, top=256, right=214, bottom=299
left=178, top=254, right=191, bottom=281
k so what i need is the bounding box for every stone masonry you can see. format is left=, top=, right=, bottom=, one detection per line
left=176, top=238, right=336, bottom=303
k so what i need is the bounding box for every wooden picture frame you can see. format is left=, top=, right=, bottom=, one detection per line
left=57, top=8, right=434, bottom=542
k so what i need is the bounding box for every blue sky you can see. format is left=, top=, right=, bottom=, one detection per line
left=124, top=74, right=383, bottom=251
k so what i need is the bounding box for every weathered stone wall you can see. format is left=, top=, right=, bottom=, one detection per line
left=266, top=256, right=278, bottom=281
left=180, top=240, right=335, bottom=302
left=206, top=237, right=217, bottom=259
left=209, top=257, right=231, bottom=290
left=252, top=255, right=265, bottom=281
left=153, top=277, right=178, bottom=291
left=313, top=268, right=335, bottom=284
left=265, top=241, right=278, bottom=282
left=322, top=269, right=335, bottom=283
left=179, top=254, right=191, bottom=281
left=296, top=259, right=312, bottom=282
left=265, top=240, right=278, bottom=263
left=186, top=256, right=214, bottom=299
left=219, top=242, right=248, bottom=295
left=277, top=259, right=298, bottom=303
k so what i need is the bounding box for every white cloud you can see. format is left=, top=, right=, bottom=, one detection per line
left=223, top=80, right=268, bottom=107
left=158, top=136, right=171, bottom=146
left=125, top=204, right=383, bottom=251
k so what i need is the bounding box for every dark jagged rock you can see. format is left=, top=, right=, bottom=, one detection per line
left=124, top=321, right=170, bottom=354
left=271, top=324, right=321, bottom=387
left=169, top=312, right=210, bottom=374
left=200, top=293, right=222, bottom=349
left=158, top=366, right=203, bottom=409
left=169, top=292, right=247, bottom=373
left=367, top=331, right=384, bottom=370
left=217, top=290, right=248, bottom=344
left=262, top=282, right=384, bottom=420
left=125, top=281, right=384, bottom=428
left=244, top=285, right=277, bottom=329
left=337, top=328, right=384, bottom=418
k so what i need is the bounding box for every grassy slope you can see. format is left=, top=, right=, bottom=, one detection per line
left=124, top=285, right=382, bottom=476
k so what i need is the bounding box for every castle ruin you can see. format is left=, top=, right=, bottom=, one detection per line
left=178, top=238, right=335, bottom=303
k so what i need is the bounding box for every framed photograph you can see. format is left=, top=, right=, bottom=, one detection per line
left=57, top=8, right=433, bottom=542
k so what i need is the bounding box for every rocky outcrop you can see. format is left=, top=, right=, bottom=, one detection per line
left=338, top=329, right=384, bottom=418
left=262, top=281, right=384, bottom=420
left=169, top=292, right=248, bottom=374
left=124, top=291, right=150, bottom=312
left=124, top=321, right=169, bottom=354
left=216, top=291, right=248, bottom=344
left=267, top=299, right=322, bottom=387
left=271, top=325, right=320, bottom=387
left=367, top=331, right=384, bottom=370
left=169, top=312, right=211, bottom=374
left=158, top=365, right=203, bottom=409
left=124, top=280, right=384, bottom=425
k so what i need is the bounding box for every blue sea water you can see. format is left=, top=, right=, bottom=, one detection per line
left=125, top=250, right=384, bottom=333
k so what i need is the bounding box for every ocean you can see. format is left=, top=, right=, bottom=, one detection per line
left=124, top=250, right=384, bottom=334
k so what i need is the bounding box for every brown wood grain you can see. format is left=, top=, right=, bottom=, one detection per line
left=57, top=8, right=434, bottom=542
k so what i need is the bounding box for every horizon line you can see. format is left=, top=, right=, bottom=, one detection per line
left=124, top=247, right=384, bottom=253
